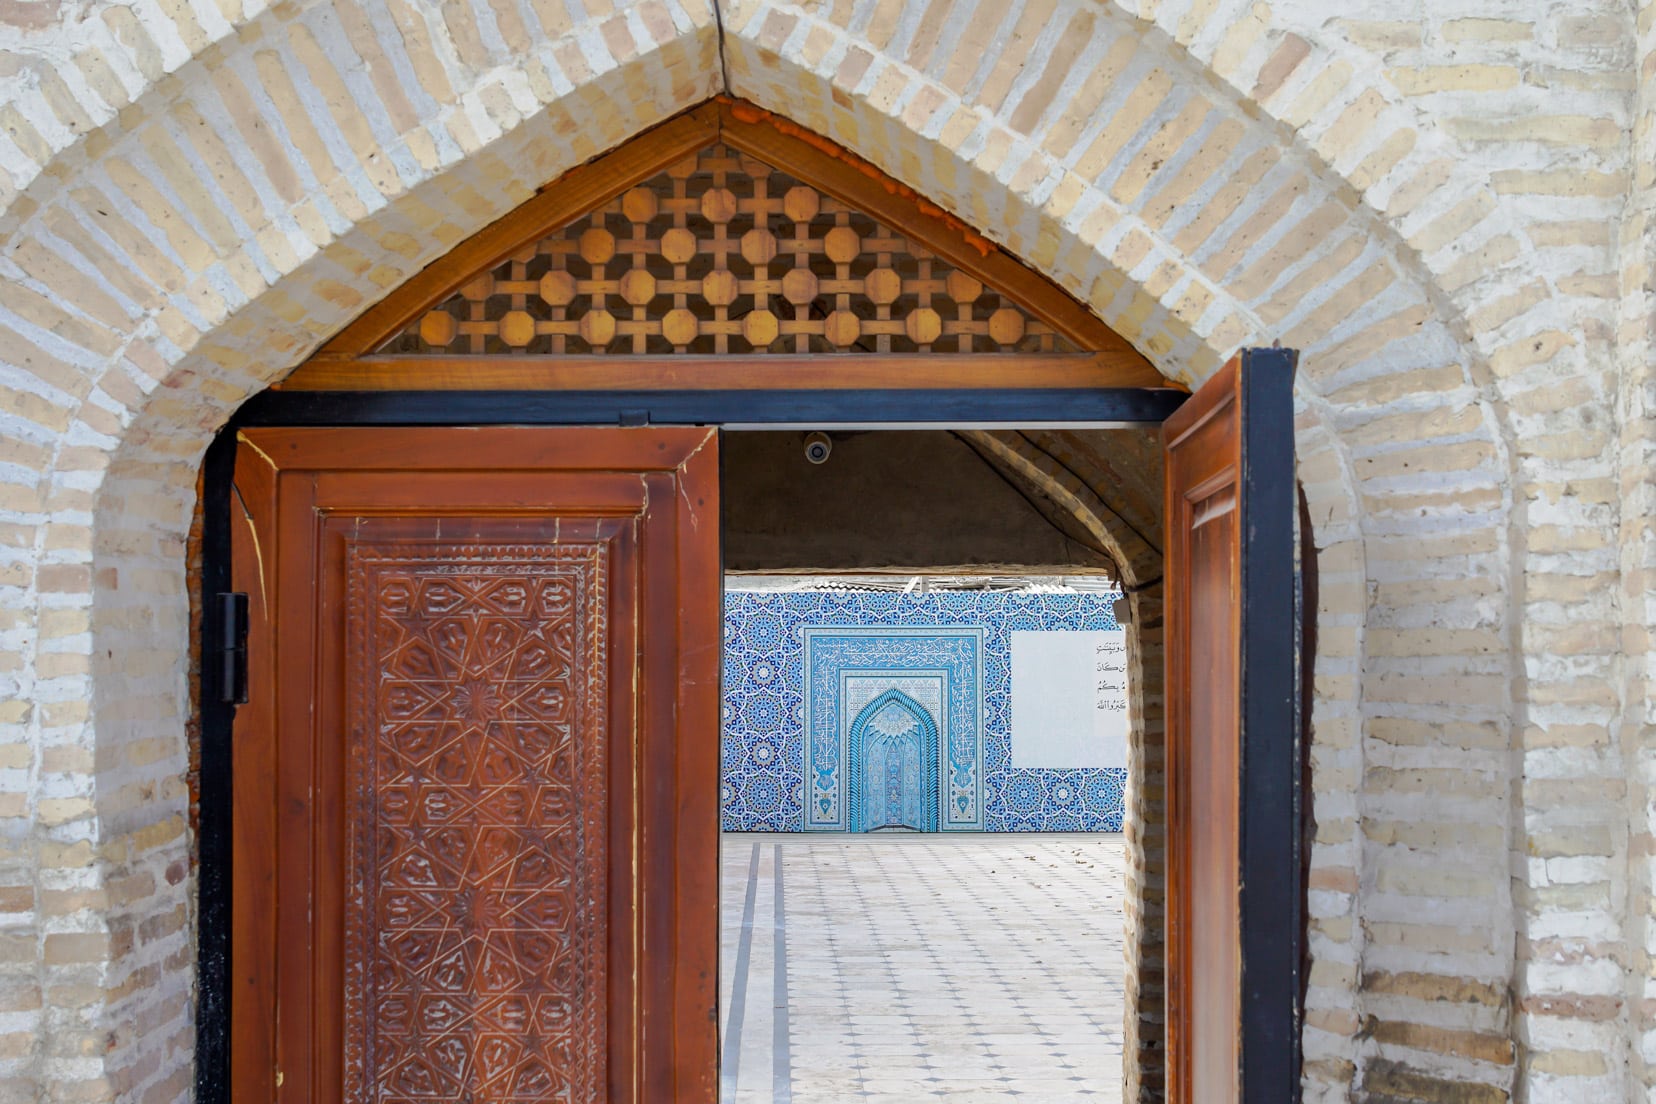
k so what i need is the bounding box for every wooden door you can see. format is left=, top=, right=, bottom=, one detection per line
left=1163, top=348, right=1301, bottom=1103
left=229, top=427, right=720, bottom=1104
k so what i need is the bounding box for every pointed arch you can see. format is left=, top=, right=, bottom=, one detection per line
left=847, top=688, right=941, bottom=833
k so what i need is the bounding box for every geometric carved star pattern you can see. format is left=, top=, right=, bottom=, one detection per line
left=343, top=544, right=608, bottom=1103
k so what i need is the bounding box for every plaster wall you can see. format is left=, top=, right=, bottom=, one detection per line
left=0, top=0, right=1645, bottom=1101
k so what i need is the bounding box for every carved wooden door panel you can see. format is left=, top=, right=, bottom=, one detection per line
left=229, top=428, right=719, bottom=1104
left=1163, top=349, right=1301, bottom=1103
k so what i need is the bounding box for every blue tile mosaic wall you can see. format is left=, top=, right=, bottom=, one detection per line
left=721, top=589, right=1127, bottom=832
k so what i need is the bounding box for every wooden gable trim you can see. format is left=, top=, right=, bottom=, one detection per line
left=276, top=352, right=1132, bottom=392
left=293, top=99, right=1170, bottom=392
left=715, top=103, right=1135, bottom=361
left=314, top=106, right=721, bottom=360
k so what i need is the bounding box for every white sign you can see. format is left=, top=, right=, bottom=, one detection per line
left=1010, top=630, right=1128, bottom=769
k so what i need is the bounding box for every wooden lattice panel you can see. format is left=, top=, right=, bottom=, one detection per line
left=382, top=143, right=1081, bottom=357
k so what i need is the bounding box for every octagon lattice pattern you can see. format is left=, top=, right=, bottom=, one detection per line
left=381, top=142, right=1080, bottom=357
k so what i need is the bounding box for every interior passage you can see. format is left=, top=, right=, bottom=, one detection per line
left=719, top=834, right=1126, bottom=1103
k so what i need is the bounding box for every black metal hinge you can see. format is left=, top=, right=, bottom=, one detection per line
left=216, top=592, right=249, bottom=705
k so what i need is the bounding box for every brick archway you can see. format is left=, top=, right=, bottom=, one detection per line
left=0, top=3, right=1543, bottom=1100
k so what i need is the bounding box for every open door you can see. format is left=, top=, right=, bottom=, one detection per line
left=228, top=427, right=720, bottom=1103
left=1163, top=348, right=1301, bottom=1103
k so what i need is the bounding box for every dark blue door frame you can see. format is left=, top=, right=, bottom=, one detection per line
left=193, top=371, right=1303, bottom=1104
left=229, top=386, right=1188, bottom=428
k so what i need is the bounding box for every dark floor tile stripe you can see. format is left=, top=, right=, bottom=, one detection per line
left=721, top=842, right=762, bottom=1099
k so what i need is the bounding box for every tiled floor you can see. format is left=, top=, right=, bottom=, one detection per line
left=719, top=833, right=1127, bottom=1103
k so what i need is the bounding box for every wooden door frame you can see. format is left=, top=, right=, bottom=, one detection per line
left=223, top=427, right=720, bottom=1102
left=193, top=360, right=1303, bottom=1103
left=1162, top=350, right=1304, bottom=1101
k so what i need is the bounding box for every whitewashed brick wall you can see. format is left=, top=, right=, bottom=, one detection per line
left=0, top=0, right=1647, bottom=1100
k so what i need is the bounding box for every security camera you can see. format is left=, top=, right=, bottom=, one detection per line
left=803, top=432, right=832, bottom=465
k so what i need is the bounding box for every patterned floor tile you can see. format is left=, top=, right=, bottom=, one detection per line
left=720, top=833, right=1127, bottom=1103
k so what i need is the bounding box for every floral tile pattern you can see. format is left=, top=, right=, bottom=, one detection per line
left=721, top=590, right=1126, bottom=832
